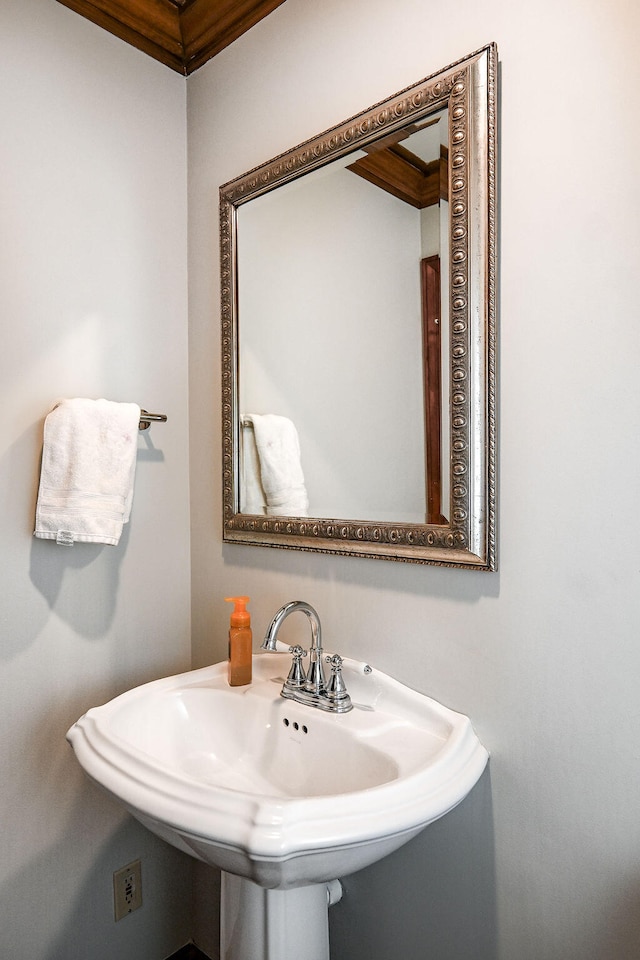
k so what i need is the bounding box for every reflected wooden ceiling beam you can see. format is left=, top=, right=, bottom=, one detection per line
left=347, top=144, right=448, bottom=210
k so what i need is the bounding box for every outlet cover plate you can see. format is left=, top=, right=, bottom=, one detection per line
left=113, top=859, right=142, bottom=921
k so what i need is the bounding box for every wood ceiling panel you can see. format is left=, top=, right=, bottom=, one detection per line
left=56, top=0, right=286, bottom=74
left=180, top=0, right=285, bottom=73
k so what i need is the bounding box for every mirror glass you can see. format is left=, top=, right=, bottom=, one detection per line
left=221, top=44, right=497, bottom=568
left=237, top=107, right=450, bottom=526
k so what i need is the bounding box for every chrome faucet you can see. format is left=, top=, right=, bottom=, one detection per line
left=262, top=601, right=352, bottom=713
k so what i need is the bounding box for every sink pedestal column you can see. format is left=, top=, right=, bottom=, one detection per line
left=221, top=872, right=341, bottom=960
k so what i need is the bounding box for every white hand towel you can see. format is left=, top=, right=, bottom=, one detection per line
left=34, top=398, right=141, bottom=546
left=245, top=414, right=309, bottom=517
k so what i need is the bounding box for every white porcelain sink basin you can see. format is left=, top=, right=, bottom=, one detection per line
left=67, top=653, right=487, bottom=890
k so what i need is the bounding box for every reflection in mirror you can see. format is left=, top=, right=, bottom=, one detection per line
left=221, top=44, right=497, bottom=568
left=237, top=108, right=450, bottom=525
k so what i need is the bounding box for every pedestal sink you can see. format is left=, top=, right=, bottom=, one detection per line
left=67, top=653, right=487, bottom=960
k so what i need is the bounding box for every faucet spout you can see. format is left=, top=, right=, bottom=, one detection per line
left=262, top=600, right=325, bottom=693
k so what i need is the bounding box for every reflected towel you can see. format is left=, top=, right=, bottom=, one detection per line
left=242, top=414, right=309, bottom=517
left=34, top=398, right=140, bottom=546
left=240, top=422, right=267, bottom=515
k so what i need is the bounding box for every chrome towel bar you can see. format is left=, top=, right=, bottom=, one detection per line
left=139, top=409, right=167, bottom=431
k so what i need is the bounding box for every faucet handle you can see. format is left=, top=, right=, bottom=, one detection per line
left=325, top=653, right=343, bottom=668
left=284, top=645, right=308, bottom=690
left=324, top=654, right=353, bottom=712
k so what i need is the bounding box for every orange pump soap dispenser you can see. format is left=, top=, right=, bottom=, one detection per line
left=225, top=596, right=252, bottom=686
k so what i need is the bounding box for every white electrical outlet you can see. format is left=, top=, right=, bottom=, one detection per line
left=113, top=859, right=143, bottom=921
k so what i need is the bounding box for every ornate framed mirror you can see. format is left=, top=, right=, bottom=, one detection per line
left=221, top=43, right=497, bottom=569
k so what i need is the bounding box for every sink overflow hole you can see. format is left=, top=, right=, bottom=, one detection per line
left=283, top=718, right=308, bottom=734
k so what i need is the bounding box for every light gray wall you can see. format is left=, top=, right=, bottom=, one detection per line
left=188, top=2, right=640, bottom=959
left=1, top=1, right=192, bottom=958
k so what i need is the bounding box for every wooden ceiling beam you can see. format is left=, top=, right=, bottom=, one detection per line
left=181, top=0, right=286, bottom=73
left=57, top=0, right=184, bottom=71
left=56, top=0, right=287, bottom=75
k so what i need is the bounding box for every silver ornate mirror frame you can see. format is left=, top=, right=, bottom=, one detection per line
left=220, top=43, right=497, bottom=569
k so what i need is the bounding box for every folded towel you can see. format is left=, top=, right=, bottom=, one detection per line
left=243, top=414, right=309, bottom=517
left=34, top=398, right=141, bottom=546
